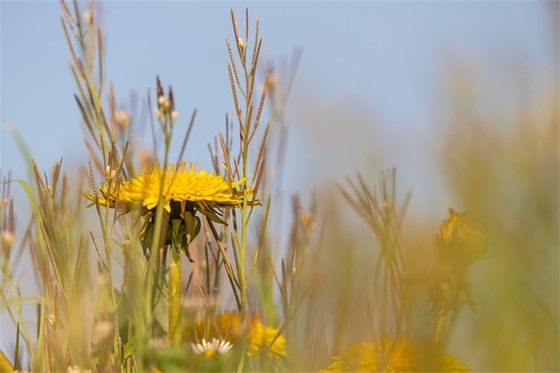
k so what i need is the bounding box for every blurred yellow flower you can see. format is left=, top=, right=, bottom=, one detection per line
left=184, top=312, right=287, bottom=358
left=319, top=338, right=469, bottom=372
left=85, top=162, right=251, bottom=214
left=436, top=208, right=487, bottom=267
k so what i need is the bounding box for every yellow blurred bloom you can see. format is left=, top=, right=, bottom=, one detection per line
left=184, top=312, right=287, bottom=358
left=436, top=208, right=487, bottom=267
left=319, top=338, right=469, bottom=372
left=85, top=162, right=252, bottom=213
left=431, top=208, right=488, bottom=314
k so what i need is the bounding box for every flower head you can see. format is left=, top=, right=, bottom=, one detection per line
left=85, top=162, right=252, bottom=214
left=320, top=338, right=469, bottom=373
left=85, top=162, right=255, bottom=260
left=184, top=312, right=287, bottom=358
left=191, top=338, right=233, bottom=358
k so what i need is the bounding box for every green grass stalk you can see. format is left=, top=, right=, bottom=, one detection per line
left=169, top=245, right=182, bottom=345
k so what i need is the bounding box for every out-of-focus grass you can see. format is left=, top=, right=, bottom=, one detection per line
left=436, top=62, right=558, bottom=371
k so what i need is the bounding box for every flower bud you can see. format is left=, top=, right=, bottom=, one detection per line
left=1, top=230, right=14, bottom=249
left=237, top=37, right=245, bottom=49
left=115, top=110, right=131, bottom=129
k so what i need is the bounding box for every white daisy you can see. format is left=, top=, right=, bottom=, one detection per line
left=191, top=338, right=233, bottom=358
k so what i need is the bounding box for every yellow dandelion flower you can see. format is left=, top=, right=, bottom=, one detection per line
left=85, top=162, right=252, bottom=213
left=319, top=338, right=469, bottom=373
left=184, top=312, right=287, bottom=358
left=85, top=162, right=256, bottom=260
left=260, top=323, right=288, bottom=358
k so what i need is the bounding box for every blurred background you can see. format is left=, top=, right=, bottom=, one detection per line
left=1, top=1, right=557, bottom=371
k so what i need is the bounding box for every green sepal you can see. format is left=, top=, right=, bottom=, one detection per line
left=169, top=214, right=199, bottom=263
left=171, top=218, right=185, bottom=251
left=198, top=206, right=227, bottom=225
left=183, top=211, right=201, bottom=242
left=140, top=222, right=154, bottom=258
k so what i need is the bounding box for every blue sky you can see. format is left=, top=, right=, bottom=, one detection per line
left=2, top=2, right=552, bottom=189
left=0, top=0, right=555, bottom=358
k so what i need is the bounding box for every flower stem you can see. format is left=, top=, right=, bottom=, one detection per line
left=169, top=245, right=182, bottom=345
left=434, top=307, right=447, bottom=344
left=239, top=202, right=248, bottom=318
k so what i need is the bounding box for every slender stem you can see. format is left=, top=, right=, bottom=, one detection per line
left=434, top=307, right=448, bottom=344
left=239, top=201, right=248, bottom=317
left=236, top=352, right=246, bottom=373
left=169, top=245, right=182, bottom=345
left=238, top=26, right=253, bottom=318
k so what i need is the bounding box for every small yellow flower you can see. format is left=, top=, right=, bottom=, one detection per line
left=319, top=338, right=469, bottom=373
left=184, top=312, right=287, bottom=358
